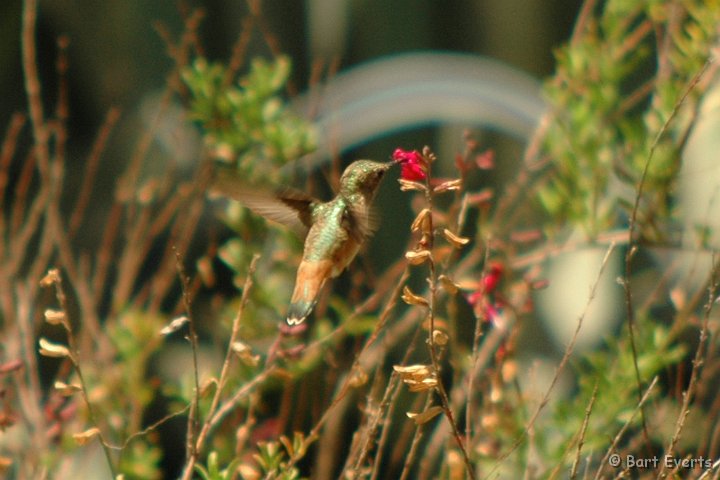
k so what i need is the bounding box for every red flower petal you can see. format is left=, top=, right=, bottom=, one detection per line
left=475, top=150, right=495, bottom=170
left=481, top=263, right=503, bottom=294
left=392, top=148, right=427, bottom=180
left=400, top=162, right=426, bottom=181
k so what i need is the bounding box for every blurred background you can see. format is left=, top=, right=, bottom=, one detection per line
left=1, top=1, right=589, bottom=477
left=1, top=0, right=586, bottom=350
left=0, top=0, right=589, bottom=355
left=1, top=0, right=582, bottom=158
left=8, top=2, right=720, bottom=479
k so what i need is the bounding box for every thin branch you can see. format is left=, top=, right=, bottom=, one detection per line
left=223, top=14, right=255, bottom=85
left=272, top=266, right=410, bottom=479
left=657, top=255, right=719, bottom=478
left=118, top=8, right=203, bottom=207
left=491, top=243, right=616, bottom=475
left=364, top=319, right=425, bottom=480
left=621, top=53, right=716, bottom=452
left=398, top=393, right=435, bottom=480
left=0, top=113, right=26, bottom=210
left=69, top=107, right=121, bottom=237
left=21, top=0, right=50, bottom=175
left=42, top=269, right=117, bottom=476
left=420, top=150, right=476, bottom=480
left=205, top=366, right=277, bottom=435
left=366, top=374, right=403, bottom=480
left=192, top=255, right=260, bottom=454
left=108, top=404, right=192, bottom=451
left=466, top=240, right=493, bottom=448
left=570, top=0, right=598, bottom=46
left=592, top=376, right=659, bottom=480
left=570, top=381, right=598, bottom=479
left=175, top=248, right=202, bottom=480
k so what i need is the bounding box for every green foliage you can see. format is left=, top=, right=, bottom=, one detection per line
left=6, top=2, right=720, bottom=479
left=182, top=56, right=316, bottom=180
left=118, top=441, right=163, bottom=480
left=545, top=323, right=687, bottom=461
left=105, top=310, right=166, bottom=409
left=194, top=451, right=243, bottom=480
left=183, top=55, right=318, bottom=307
left=252, top=433, right=307, bottom=480
left=538, top=0, right=720, bottom=238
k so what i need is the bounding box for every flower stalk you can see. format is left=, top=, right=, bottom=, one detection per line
left=394, top=146, right=476, bottom=480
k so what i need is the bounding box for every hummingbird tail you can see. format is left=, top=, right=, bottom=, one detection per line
left=286, top=300, right=316, bottom=326
left=286, top=259, right=332, bottom=326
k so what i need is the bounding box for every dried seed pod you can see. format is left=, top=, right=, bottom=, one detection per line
left=393, top=364, right=432, bottom=380
left=73, top=427, right=101, bottom=446
left=401, top=285, right=429, bottom=307
left=442, top=228, right=470, bottom=247
left=159, top=316, right=189, bottom=335
left=406, top=405, right=444, bottom=425
left=407, top=377, right=438, bottom=392
left=433, top=179, right=462, bottom=194
left=40, top=269, right=61, bottom=287
left=410, top=208, right=432, bottom=233
left=405, top=250, right=432, bottom=265
left=398, top=179, right=428, bottom=192
left=43, top=309, right=65, bottom=326
left=432, top=330, right=449, bottom=346
left=438, top=275, right=460, bottom=294
left=38, top=338, right=71, bottom=359
left=231, top=341, right=261, bottom=367
left=54, top=381, right=82, bottom=396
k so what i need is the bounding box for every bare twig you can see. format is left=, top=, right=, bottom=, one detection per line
left=366, top=374, right=403, bottom=480
left=398, top=393, right=435, bottom=480
left=175, top=249, right=202, bottom=480
left=272, top=265, right=410, bottom=479
left=466, top=240, right=493, bottom=448
left=192, top=255, right=260, bottom=453
left=621, top=53, right=716, bottom=452
left=569, top=0, right=599, bottom=46
left=109, top=404, right=192, bottom=451
left=361, top=320, right=425, bottom=480
left=69, top=107, right=121, bottom=237
left=0, top=113, right=26, bottom=210
left=592, top=376, right=659, bottom=480
left=41, top=269, right=117, bottom=476
left=223, top=14, right=255, bottom=85
left=245, top=0, right=295, bottom=95
left=21, top=0, right=50, bottom=175
left=205, top=367, right=277, bottom=434
left=657, top=256, right=719, bottom=478
left=491, top=243, right=616, bottom=475
left=570, top=381, right=598, bottom=479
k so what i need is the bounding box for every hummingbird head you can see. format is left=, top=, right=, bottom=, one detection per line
left=339, top=160, right=393, bottom=199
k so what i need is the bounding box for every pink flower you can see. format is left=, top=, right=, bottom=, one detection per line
left=467, top=262, right=505, bottom=325
left=475, top=150, right=495, bottom=170
left=392, top=148, right=427, bottom=181
left=481, top=263, right=503, bottom=295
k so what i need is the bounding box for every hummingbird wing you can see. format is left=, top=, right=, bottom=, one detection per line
left=210, top=168, right=318, bottom=237
left=343, top=203, right=381, bottom=244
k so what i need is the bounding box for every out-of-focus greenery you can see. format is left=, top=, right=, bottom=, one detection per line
left=182, top=56, right=316, bottom=179
left=3, top=1, right=720, bottom=479
left=505, top=1, right=720, bottom=476
left=537, top=0, right=719, bottom=239
left=183, top=55, right=317, bottom=327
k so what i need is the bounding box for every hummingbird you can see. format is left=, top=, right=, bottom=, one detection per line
left=212, top=160, right=393, bottom=325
